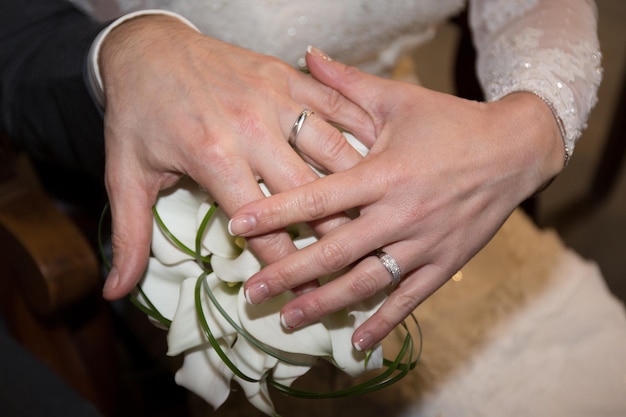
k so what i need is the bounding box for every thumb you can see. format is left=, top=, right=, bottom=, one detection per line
left=102, top=172, right=156, bottom=300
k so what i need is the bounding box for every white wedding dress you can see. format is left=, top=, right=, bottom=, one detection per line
left=74, top=0, right=602, bottom=157
left=70, top=1, right=626, bottom=415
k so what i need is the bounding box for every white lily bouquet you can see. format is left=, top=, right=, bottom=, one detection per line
left=101, top=134, right=420, bottom=416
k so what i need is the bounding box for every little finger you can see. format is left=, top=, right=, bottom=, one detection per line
left=352, top=263, right=453, bottom=351
left=278, top=253, right=399, bottom=330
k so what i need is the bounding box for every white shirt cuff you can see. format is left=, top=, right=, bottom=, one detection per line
left=86, top=10, right=200, bottom=108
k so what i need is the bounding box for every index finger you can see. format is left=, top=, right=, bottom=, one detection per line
left=227, top=166, right=379, bottom=237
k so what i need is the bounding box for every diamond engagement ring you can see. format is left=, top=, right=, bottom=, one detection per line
left=376, top=250, right=402, bottom=286
left=288, top=109, right=314, bottom=148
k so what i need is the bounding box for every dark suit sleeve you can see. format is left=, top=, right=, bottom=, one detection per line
left=0, top=1, right=108, bottom=179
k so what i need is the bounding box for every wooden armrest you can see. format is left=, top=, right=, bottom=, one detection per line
left=0, top=160, right=100, bottom=316
left=0, top=137, right=119, bottom=415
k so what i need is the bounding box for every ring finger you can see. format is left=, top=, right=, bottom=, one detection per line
left=280, top=108, right=365, bottom=175
left=256, top=108, right=365, bottom=237
left=278, top=240, right=421, bottom=330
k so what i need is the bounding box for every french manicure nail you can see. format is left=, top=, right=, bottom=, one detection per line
left=280, top=308, right=305, bottom=329
left=102, top=267, right=120, bottom=294
left=353, top=332, right=372, bottom=352
left=228, top=215, right=256, bottom=236
left=245, top=282, right=269, bottom=304
left=306, top=45, right=332, bottom=61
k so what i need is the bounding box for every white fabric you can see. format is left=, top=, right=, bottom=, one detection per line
left=74, top=0, right=602, bottom=156
left=397, top=210, right=626, bottom=417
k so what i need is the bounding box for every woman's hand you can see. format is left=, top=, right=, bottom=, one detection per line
left=99, top=17, right=375, bottom=300
left=229, top=48, right=566, bottom=351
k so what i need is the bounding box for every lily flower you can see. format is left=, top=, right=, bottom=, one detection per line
left=131, top=134, right=420, bottom=416
left=137, top=175, right=384, bottom=415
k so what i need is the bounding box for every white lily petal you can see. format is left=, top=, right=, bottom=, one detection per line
left=324, top=293, right=386, bottom=377
left=237, top=289, right=332, bottom=356
left=152, top=180, right=210, bottom=265
left=212, top=247, right=262, bottom=283
left=350, top=292, right=386, bottom=328
left=322, top=311, right=368, bottom=377
left=230, top=337, right=279, bottom=416
left=174, top=343, right=233, bottom=410
left=293, top=234, right=318, bottom=250
left=258, top=181, right=271, bottom=197
left=167, top=274, right=240, bottom=356
left=271, top=357, right=315, bottom=387
left=234, top=336, right=279, bottom=375
left=139, top=258, right=203, bottom=320
left=199, top=202, right=240, bottom=257
left=232, top=342, right=314, bottom=416
left=233, top=378, right=275, bottom=416
left=343, top=132, right=370, bottom=156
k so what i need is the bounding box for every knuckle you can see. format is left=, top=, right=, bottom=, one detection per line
left=258, top=56, right=291, bottom=79
left=249, top=232, right=292, bottom=260
left=342, top=64, right=363, bottom=80
left=272, top=270, right=296, bottom=293
left=109, top=224, right=132, bottom=255
left=374, top=315, right=401, bottom=340
left=230, top=105, right=266, bottom=140
left=254, top=207, right=284, bottom=231
left=349, top=269, right=382, bottom=299
left=374, top=304, right=409, bottom=336
left=298, top=189, right=330, bottom=219
left=317, top=240, right=350, bottom=272
left=302, top=294, right=332, bottom=318
left=320, top=88, right=345, bottom=115
left=390, top=291, right=419, bottom=319
left=316, top=130, right=352, bottom=163
left=104, top=158, right=134, bottom=193
left=104, top=171, right=120, bottom=194
left=260, top=263, right=300, bottom=294
left=320, top=66, right=363, bottom=113
left=195, top=144, right=242, bottom=179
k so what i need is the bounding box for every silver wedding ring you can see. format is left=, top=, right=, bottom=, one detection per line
left=376, top=250, right=402, bottom=286
left=288, top=109, right=314, bottom=148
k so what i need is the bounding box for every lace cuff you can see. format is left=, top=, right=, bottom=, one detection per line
left=86, top=9, right=200, bottom=108
left=470, top=0, right=603, bottom=162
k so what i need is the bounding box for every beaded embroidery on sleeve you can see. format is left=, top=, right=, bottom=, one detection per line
left=470, top=0, right=603, bottom=162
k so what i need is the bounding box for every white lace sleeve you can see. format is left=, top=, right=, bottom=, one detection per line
left=469, top=0, right=602, bottom=160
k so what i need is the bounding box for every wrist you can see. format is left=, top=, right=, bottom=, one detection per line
left=87, top=10, right=199, bottom=107
left=488, top=92, right=566, bottom=197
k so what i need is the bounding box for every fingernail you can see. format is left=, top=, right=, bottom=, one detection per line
left=353, top=332, right=372, bottom=352
left=228, top=215, right=256, bottom=236
left=103, top=267, right=119, bottom=294
left=306, top=45, right=332, bottom=61
left=245, top=282, right=269, bottom=304
left=281, top=308, right=305, bottom=329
